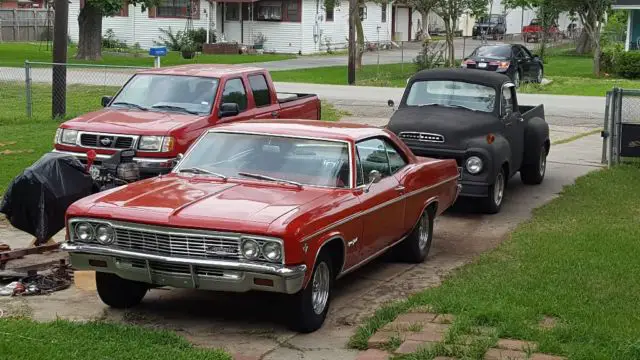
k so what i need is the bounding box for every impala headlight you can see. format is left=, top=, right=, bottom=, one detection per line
left=465, top=156, right=483, bottom=174
left=241, top=239, right=260, bottom=260
left=95, top=224, right=115, bottom=245
left=59, top=129, right=78, bottom=145
left=75, top=222, right=94, bottom=241
left=262, top=242, right=282, bottom=262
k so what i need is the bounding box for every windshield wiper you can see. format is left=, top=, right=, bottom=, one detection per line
left=237, top=172, right=303, bottom=189
left=111, top=102, right=148, bottom=111
left=178, top=167, right=227, bottom=180
left=151, top=105, right=199, bottom=115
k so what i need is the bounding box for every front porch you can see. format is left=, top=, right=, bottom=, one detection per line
left=612, top=0, right=640, bottom=51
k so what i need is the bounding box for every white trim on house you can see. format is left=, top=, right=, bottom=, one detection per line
left=626, top=10, right=633, bottom=51
left=612, top=5, right=640, bottom=9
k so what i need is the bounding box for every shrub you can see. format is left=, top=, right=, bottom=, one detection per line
left=156, top=27, right=214, bottom=53
left=413, top=39, right=447, bottom=72
left=616, top=51, right=640, bottom=79
left=600, top=43, right=624, bottom=74
left=102, top=28, right=128, bottom=50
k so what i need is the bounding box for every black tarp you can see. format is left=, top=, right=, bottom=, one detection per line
left=0, top=153, right=95, bottom=245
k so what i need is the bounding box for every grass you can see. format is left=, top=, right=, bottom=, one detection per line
left=0, top=318, right=231, bottom=360
left=0, top=42, right=295, bottom=68
left=349, top=162, right=640, bottom=359
left=0, top=81, right=348, bottom=194
left=272, top=63, right=411, bottom=87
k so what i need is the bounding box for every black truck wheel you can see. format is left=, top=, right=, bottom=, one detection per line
left=482, top=168, right=506, bottom=214
left=96, top=272, right=148, bottom=308
left=521, top=145, right=547, bottom=185
left=288, top=253, right=333, bottom=333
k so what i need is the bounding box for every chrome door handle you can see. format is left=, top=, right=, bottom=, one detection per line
left=394, top=185, right=405, bottom=192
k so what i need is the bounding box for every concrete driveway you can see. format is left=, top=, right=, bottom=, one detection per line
left=0, top=120, right=604, bottom=359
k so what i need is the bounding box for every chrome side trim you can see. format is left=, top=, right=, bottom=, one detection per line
left=61, top=243, right=306, bottom=277
left=52, top=149, right=176, bottom=164
left=300, top=175, right=458, bottom=243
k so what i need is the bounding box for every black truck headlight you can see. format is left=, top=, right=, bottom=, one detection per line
left=465, top=156, right=483, bottom=174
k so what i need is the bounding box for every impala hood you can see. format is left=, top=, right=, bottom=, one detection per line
left=387, top=106, right=500, bottom=149
left=75, top=175, right=330, bottom=232
left=61, top=108, right=203, bottom=135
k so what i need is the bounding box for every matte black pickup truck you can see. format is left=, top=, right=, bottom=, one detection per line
left=387, top=68, right=550, bottom=214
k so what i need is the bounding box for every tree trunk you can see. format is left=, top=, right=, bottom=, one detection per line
left=421, top=12, right=431, bottom=40
left=76, top=3, right=103, bottom=60
left=575, top=30, right=592, bottom=54
left=444, top=17, right=454, bottom=66
left=355, top=11, right=365, bottom=69
left=593, top=42, right=601, bottom=77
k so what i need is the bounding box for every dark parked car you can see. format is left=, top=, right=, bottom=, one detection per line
left=461, top=44, right=543, bottom=88
left=386, top=69, right=550, bottom=214
left=472, top=14, right=506, bottom=40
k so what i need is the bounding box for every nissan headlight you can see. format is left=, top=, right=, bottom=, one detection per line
left=95, top=224, right=115, bottom=245
left=75, top=222, right=94, bottom=241
left=58, top=129, right=78, bottom=145
left=138, top=136, right=163, bottom=151
left=241, top=239, right=260, bottom=260
left=262, top=242, right=282, bottom=262
left=465, top=156, right=483, bottom=174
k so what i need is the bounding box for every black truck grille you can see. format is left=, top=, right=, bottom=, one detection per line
left=80, top=133, right=135, bottom=149
left=399, top=132, right=445, bottom=143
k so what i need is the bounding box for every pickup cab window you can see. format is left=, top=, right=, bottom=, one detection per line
left=111, top=74, right=219, bottom=115
left=175, top=132, right=351, bottom=188
left=249, top=74, right=272, bottom=107
left=406, top=80, right=496, bottom=113
left=222, top=78, right=248, bottom=112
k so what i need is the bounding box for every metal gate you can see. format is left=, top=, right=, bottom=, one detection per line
left=602, top=88, right=640, bottom=167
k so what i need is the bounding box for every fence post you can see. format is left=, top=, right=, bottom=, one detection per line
left=25, top=60, right=32, bottom=119
left=401, top=41, right=404, bottom=74
left=616, top=88, right=623, bottom=165
left=602, top=91, right=611, bottom=165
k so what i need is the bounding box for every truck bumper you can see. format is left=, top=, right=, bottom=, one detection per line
left=458, top=180, right=489, bottom=198
left=61, top=243, right=307, bottom=295
left=52, top=149, right=176, bottom=176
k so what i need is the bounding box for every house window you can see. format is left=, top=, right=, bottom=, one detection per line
left=241, top=0, right=301, bottom=22
left=359, top=4, right=366, bottom=20
left=381, top=3, right=386, bottom=23
left=225, top=3, right=240, bottom=21
left=155, top=0, right=200, bottom=19
left=325, top=0, right=334, bottom=21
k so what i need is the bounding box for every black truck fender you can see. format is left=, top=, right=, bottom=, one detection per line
left=465, top=134, right=512, bottom=183
left=522, top=116, right=550, bottom=166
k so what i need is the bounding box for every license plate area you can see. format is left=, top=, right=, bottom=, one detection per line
left=478, top=62, right=487, bottom=68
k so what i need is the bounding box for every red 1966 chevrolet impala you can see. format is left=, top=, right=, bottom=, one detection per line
left=61, top=119, right=461, bottom=332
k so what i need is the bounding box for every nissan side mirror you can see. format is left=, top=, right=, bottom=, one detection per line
left=364, top=170, right=382, bottom=193
left=219, top=103, right=240, bottom=118
left=101, top=96, right=112, bottom=107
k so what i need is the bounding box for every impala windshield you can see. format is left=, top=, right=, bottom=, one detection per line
left=405, top=80, right=496, bottom=113
left=110, top=74, right=219, bottom=115
left=175, top=132, right=351, bottom=188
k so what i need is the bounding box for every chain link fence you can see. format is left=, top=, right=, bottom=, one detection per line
left=0, top=62, right=150, bottom=120
left=602, top=88, right=640, bottom=166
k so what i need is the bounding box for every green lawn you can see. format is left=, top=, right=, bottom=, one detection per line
left=0, top=318, right=231, bottom=360
left=350, top=162, right=640, bottom=359
left=0, top=42, right=295, bottom=67
left=0, top=81, right=346, bottom=194
left=270, top=52, right=640, bottom=96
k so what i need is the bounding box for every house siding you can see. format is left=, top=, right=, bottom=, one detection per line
left=221, top=20, right=303, bottom=54
left=68, top=0, right=212, bottom=49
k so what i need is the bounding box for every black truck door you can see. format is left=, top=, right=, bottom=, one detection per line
left=500, top=84, right=525, bottom=174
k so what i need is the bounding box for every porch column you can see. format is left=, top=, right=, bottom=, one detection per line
left=626, top=10, right=632, bottom=51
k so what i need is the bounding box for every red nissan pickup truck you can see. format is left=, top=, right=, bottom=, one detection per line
left=52, top=64, right=321, bottom=177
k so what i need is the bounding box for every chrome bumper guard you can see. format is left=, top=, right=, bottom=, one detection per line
left=61, top=243, right=307, bottom=294
left=51, top=149, right=176, bottom=170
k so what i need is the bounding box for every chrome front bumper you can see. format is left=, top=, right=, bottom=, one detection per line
left=62, top=243, right=307, bottom=294
left=51, top=149, right=176, bottom=174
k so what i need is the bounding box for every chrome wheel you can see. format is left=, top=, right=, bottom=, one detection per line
left=537, top=68, right=543, bottom=83
left=311, top=262, right=330, bottom=315
left=539, top=148, right=547, bottom=177
left=418, top=213, right=430, bottom=251
left=513, top=72, right=520, bottom=88
left=493, top=172, right=505, bottom=206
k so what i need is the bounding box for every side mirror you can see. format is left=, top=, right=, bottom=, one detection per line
left=101, top=96, right=112, bottom=107
left=387, top=99, right=395, bottom=108
left=364, top=169, right=382, bottom=193
left=175, top=153, right=184, bottom=165
left=219, top=103, right=240, bottom=118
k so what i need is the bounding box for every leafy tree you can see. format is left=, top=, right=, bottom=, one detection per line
left=76, top=0, right=159, bottom=60
left=434, top=0, right=488, bottom=66
left=396, top=0, right=439, bottom=40
left=565, top=0, right=611, bottom=75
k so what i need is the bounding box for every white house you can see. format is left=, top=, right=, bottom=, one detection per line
left=67, top=0, right=393, bottom=55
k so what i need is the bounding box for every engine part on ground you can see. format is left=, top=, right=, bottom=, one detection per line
left=0, top=153, right=96, bottom=246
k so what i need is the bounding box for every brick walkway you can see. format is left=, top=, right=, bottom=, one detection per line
left=354, top=306, right=566, bottom=360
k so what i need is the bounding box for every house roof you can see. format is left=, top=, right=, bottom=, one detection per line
left=612, top=0, right=640, bottom=8
left=138, top=64, right=267, bottom=78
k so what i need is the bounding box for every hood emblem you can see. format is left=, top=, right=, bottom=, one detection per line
left=399, top=132, right=445, bottom=143
left=100, top=137, right=113, bottom=146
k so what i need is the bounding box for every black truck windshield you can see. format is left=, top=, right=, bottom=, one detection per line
left=405, top=80, right=496, bottom=113
left=110, top=74, right=219, bottom=115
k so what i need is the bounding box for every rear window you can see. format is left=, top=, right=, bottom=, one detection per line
left=249, top=74, right=271, bottom=108
left=471, top=45, right=512, bottom=59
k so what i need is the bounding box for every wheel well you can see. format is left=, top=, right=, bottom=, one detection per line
left=501, top=161, right=510, bottom=178
left=544, top=139, right=550, bottom=155
left=318, top=238, right=345, bottom=277
left=426, top=201, right=438, bottom=217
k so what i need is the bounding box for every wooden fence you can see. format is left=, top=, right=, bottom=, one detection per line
left=0, top=8, right=52, bottom=42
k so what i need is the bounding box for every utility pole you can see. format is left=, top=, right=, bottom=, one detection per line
left=52, top=0, right=68, bottom=119
left=348, top=0, right=356, bottom=85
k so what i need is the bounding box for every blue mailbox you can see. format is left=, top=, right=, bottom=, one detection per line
left=149, top=46, right=167, bottom=68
